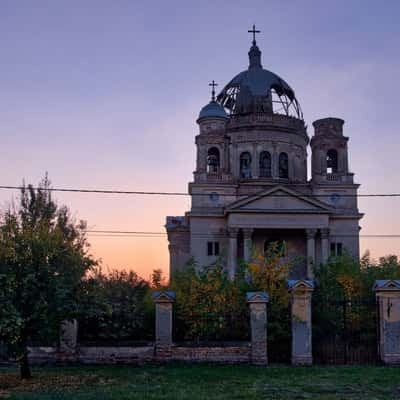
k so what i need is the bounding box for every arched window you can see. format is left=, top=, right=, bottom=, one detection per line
left=279, top=152, right=289, bottom=178
left=326, top=149, right=338, bottom=174
left=207, top=147, right=220, bottom=174
left=240, top=152, right=252, bottom=178
left=259, top=151, right=272, bottom=178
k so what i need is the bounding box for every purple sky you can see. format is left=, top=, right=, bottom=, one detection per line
left=1, top=1, right=399, bottom=277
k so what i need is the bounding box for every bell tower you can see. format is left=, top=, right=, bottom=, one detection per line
left=311, top=118, right=354, bottom=184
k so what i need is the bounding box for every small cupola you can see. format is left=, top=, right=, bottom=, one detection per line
left=197, top=80, right=229, bottom=123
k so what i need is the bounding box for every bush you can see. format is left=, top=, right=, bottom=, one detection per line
left=78, top=269, right=154, bottom=344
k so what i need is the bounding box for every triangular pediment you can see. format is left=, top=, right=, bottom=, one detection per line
left=246, top=291, right=269, bottom=303
left=373, top=280, right=400, bottom=291
left=226, top=186, right=332, bottom=214
left=288, top=279, right=315, bottom=291
left=152, top=291, right=176, bottom=302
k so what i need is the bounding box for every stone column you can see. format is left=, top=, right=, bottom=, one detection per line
left=243, top=228, right=254, bottom=263
left=247, top=292, right=269, bottom=365
left=288, top=280, right=314, bottom=365
left=59, top=319, right=78, bottom=355
left=306, top=229, right=316, bottom=279
left=288, top=147, right=295, bottom=180
left=227, top=227, right=238, bottom=280
left=152, top=291, right=176, bottom=361
left=272, top=142, right=278, bottom=179
left=320, top=228, right=330, bottom=265
left=374, top=280, right=400, bottom=364
left=252, top=144, right=258, bottom=178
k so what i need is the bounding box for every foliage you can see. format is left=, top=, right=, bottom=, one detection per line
left=247, top=241, right=291, bottom=361
left=0, top=177, right=96, bottom=378
left=170, top=242, right=292, bottom=347
left=170, top=262, right=250, bottom=341
left=247, top=241, right=290, bottom=306
left=313, top=251, right=400, bottom=358
left=78, top=268, right=154, bottom=343
left=315, top=251, right=400, bottom=301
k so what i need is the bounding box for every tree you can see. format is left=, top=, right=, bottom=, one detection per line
left=0, top=177, right=96, bottom=379
left=78, top=268, right=154, bottom=344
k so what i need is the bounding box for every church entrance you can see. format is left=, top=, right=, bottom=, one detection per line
left=251, top=229, right=307, bottom=279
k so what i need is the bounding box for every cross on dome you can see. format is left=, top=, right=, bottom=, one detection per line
left=248, top=24, right=260, bottom=45
left=209, top=80, right=218, bottom=101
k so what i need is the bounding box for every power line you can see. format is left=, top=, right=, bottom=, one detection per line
left=85, top=230, right=400, bottom=239
left=1, top=185, right=400, bottom=198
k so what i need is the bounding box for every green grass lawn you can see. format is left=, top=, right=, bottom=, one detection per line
left=0, top=363, right=399, bottom=399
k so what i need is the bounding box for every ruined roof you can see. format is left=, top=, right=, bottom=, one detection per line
left=217, top=41, right=303, bottom=119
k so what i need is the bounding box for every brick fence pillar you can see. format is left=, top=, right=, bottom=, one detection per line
left=152, top=291, right=176, bottom=361
left=288, top=280, right=314, bottom=365
left=59, top=319, right=78, bottom=357
left=374, top=280, right=400, bottom=364
left=247, top=292, right=269, bottom=365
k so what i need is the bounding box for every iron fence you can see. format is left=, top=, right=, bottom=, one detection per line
left=77, top=313, right=155, bottom=346
left=313, top=298, right=379, bottom=364
left=173, top=309, right=250, bottom=343
left=267, top=302, right=291, bottom=363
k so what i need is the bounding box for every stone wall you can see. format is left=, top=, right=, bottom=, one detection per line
left=27, top=344, right=251, bottom=365
left=172, top=343, right=250, bottom=363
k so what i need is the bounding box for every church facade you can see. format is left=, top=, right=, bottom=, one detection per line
left=166, top=31, right=363, bottom=280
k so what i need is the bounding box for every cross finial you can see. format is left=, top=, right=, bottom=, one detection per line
left=209, top=80, right=218, bottom=101
left=248, top=24, right=260, bottom=45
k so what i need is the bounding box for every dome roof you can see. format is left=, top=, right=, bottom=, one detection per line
left=198, top=100, right=228, bottom=121
left=217, top=43, right=303, bottom=119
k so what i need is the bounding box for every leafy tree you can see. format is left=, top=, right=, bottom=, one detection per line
left=170, top=243, right=292, bottom=346
left=247, top=241, right=292, bottom=362
left=0, top=177, right=96, bottom=379
left=78, top=268, right=154, bottom=343
left=170, top=261, right=250, bottom=341
left=315, top=252, right=400, bottom=301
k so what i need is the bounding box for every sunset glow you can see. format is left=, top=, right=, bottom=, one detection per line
left=1, top=1, right=399, bottom=279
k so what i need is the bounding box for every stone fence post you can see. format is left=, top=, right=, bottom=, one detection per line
left=152, top=291, right=176, bottom=361
left=247, top=292, right=269, bottom=365
left=288, top=280, right=314, bottom=365
left=374, top=280, right=400, bottom=364
left=59, top=319, right=78, bottom=356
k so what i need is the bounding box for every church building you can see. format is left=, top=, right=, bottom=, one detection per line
left=166, top=28, right=363, bottom=279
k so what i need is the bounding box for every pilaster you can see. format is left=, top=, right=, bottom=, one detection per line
left=227, top=227, right=239, bottom=280
left=288, top=280, right=314, bottom=365
left=305, top=229, right=317, bottom=279
left=247, top=292, right=269, bottom=365
left=152, top=291, right=176, bottom=361
left=243, top=228, right=254, bottom=263
left=374, top=280, right=400, bottom=364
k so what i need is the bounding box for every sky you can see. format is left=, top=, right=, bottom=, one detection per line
left=1, top=0, right=399, bottom=279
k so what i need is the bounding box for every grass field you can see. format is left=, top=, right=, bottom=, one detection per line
left=0, top=363, right=399, bottom=399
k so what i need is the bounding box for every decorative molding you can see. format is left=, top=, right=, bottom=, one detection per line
left=373, top=280, right=400, bottom=292
left=305, top=229, right=317, bottom=239
left=152, top=291, right=176, bottom=303
left=288, top=279, right=315, bottom=292
left=242, top=228, right=254, bottom=239
left=320, top=228, right=330, bottom=239
left=227, top=227, right=239, bottom=237
left=246, top=291, right=269, bottom=303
